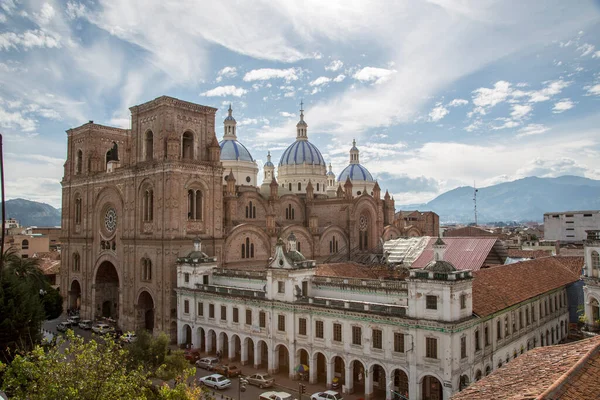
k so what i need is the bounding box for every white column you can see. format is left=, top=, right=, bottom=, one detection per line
left=206, top=332, right=213, bottom=353
left=228, top=336, right=236, bottom=361
left=326, top=359, right=334, bottom=389
left=309, top=354, right=317, bottom=384
left=346, top=362, right=354, bottom=394
left=241, top=339, right=248, bottom=366
left=289, top=349, right=296, bottom=379
left=385, top=371, right=393, bottom=400
left=254, top=341, right=261, bottom=369
left=269, top=346, right=277, bottom=374
left=216, top=333, right=223, bottom=355
left=365, top=367, right=374, bottom=400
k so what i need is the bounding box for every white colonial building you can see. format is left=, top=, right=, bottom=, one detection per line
left=543, top=210, right=600, bottom=242
left=176, top=235, right=580, bottom=400
left=582, top=229, right=600, bottom=329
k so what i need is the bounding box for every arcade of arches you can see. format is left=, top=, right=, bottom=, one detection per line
left=177, top=326, right=446, bottom=400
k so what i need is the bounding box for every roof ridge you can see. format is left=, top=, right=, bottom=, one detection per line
left=538, top=337, right=600, bottom=399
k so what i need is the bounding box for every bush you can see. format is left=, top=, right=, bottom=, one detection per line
left=128, top=330, right=187, bottom=380
left=41, top=286, right=63, bottom=320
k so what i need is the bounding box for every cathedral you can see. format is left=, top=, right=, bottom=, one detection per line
left=59, top=95, right=409, bottom=335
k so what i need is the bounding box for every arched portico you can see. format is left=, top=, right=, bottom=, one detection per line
left=390, top=368, right=409, bottom=400
left=69, top=279, right=81, bottom=310
left=274, top=344, right=290, bottom=376
left=93, top=260, right=120, bottom=320
left=420, top=374, right=443, bottom=400
left=136, top=290, right=154, bottom=332
left=195, top=327, right=206, bottom=352
left=369, top=363, right=387, bottom=399
left=180, top=324, right=192, bottom=346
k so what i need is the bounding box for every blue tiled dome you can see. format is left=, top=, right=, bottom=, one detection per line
left=279, top=140, right=326, bottom=166
left=327, top=169, right=335, bottom=177
left=265, top=159, right=274, bottom=167
left=219, top=139, right=254, bottom=162
left=337, top=164, right=374, bottom=182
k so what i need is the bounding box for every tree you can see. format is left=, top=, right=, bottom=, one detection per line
left=1, top=332, right=209, bottom=400
left=40, top=286, right=63, bottom=320
left=127, top=330, right=188, bottom=380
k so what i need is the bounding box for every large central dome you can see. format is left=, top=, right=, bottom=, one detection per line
left=219, top=139, right=254, bottom=162
left=337, top=163, right=374, bottom=182
left=279, top=140, right=326, bottom=166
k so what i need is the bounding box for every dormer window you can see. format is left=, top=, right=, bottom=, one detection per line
left=460, top=294, right=467, bottom=309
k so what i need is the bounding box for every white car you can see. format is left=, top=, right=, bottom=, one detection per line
left=311, top=391, right=343, bottom=400
left=198, top=374, right=231, bottom=390
left=120, top=332, right=137, bottom=343
left=78, top=320, right=93, bottom=330
left=92, top=323, right=113, bottom=335
left=259, top=391, right=295, bottom=400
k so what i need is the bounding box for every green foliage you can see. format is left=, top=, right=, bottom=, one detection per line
left=1, top=332, right=208, bottom=400
left=127, top=330, right=188, bottom=380
left=41, top=285, right=63, bottom=320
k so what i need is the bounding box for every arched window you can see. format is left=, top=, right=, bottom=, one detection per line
left=285, top=204, right=295, bottom=220
left=316, top=183, right=320, bottom=191
left=21, top=239, right=29, bottom=250
left=359, top=214, right=369, bottom=251
left=187, top=189, right=203, bottom=220
left=141, top=258, right=152, bottom=281
left=288, top=183, right=292, bottom=191
left=75, top=150, right=82, bottom=175
left=145, top=131, right=154, bottom=161
left=241, top=237, right=255, bottom=259
left=485, top=366, right=491, bottom=376
left=298, top=182, right=301, bottom=191
left=329, top=235, right=339, bottom=254
left=246, top=201, right=256, bottom=219
left=182, top=132, right=193, bottom=160
left=75, top=197, right=82, bottom=224
left=592, top=251, right=600, bottom=277
left=72, top=253, right=80, bottom=272
left=143, top=189, right=154, bottom=222
left=106, top=142, right=119, bottom=165
left=297, top=242, right=301, bottom=253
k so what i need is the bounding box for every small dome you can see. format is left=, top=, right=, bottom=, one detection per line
left=224, top=115, right=236, bottom=122
left=219, top=139, right=254, bottom=162
left=287, top=250, right=306, bottom=262
left=265, top=159, right=274, bottom=167
left=327, top=169, right=335, bottom=177
left=187, top=250, right=209, bottom=260
left=279, top=140, right=326, bottom=166
left=337, top=164, right=374, bottom=182
left=424, top=260, right=457, bottom=273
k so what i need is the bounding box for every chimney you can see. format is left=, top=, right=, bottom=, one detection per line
left=555, top=240, right=560, bottom=256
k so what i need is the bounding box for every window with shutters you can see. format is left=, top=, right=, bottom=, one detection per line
left=315, top=321, right=324, bottom=339
left=221, top=305, right=227, bottom=321
left=209, top=304, right=215, bottom=318
left=259, top=311, right=266, bottom=328
left=278, top=314, right=286, bottom=332
left=299, top=318, right=307, bottom=336
left=333, top=323, right=342, bottom=342
left=426, top=337, right=438, bottom=359
left=461, top=336, right=467, bottom=359
left=197, top=302, right=203, bottom=317
left=426, top=295, right=437, bottom=310
left=233, top=307, right=239, bottom=323
left=184, top=300, right=189, bottom=314
left=246, top=309, right=252, bottom=325
left=352, top=326, right=362, bottom=346
left=475, top=330, right=481, bottom=351
left=372, top=329, right=382, bottom=349
left=394, top=332, right=405, bottom=353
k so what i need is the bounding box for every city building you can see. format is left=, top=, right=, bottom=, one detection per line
left=543, top=210, right=600, bottom=242
left=59, top=96, right=433, bottom=337
left=582, top=229, right=600, bottom=331
left=393, top=211, right=439, bottom=237
left=176, top=235, right=581, bottom=400
left=452, top=336, right=600, bottom=400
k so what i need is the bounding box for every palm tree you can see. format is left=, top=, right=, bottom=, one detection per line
left=1, top=248, right=46, bottom=290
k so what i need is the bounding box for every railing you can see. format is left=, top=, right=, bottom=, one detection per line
left=312, top=276, right=407, bottom=291
left=213, top=269, right=267, bottom=280
left=193, top=284, right=266, bottom=299
left=299, top=296, right=407, bottom=317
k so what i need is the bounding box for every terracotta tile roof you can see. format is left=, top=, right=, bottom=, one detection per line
left=316, top=263, right=379, bottom=279
left=38, top=259, right=60, bottom=275
left=411, top=237, right=501, bottom=271
left=507, top=249, right=553, bottom=259
left=472, top=256, right=582, bottom=317
left=452, top=336, right=600, bottom=400
left=445, top=226, right=497, bottom=237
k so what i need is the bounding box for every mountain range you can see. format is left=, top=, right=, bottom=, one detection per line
left=2, top=198, right=62, bottom=227
left=397, top=175, right=600, bottom=223
left=2, top=175, right=600, bottom=227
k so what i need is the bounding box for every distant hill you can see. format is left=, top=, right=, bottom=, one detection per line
left=2, top=198, right=61, bottom=227
left=397, top=175, right=600, bottom=224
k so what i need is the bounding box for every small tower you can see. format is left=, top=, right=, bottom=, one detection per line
left=336, top=184, right=344, bottom=199
left=326, top=163, right=336, bottom=197
left=224, top=104, right=237, bottom=139
left=349, top=139, right=359, bottom=164
left=583, top=230, right=600, bottom=328
left=264, top=151, right=275, bottom=181
left=226, top=169, right=236, bottom=196
left=269, top=177, right=279, bottom=200
left=373, top=181, right=381, bottom=200
left=344, top=176, right=353, bottom=200
left=296, top=100, right=308, bottom=140
left=433, top=236, right=446, bottom=261
left=208, top=134, right=221, bottom=164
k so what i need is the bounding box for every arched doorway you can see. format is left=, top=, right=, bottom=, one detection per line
left=275, top=344, right=290, bottom=375
left=459, top=375, right=470, bottom=391
left=69, top=280, right=81, bottom=310
left=315, top=352, right=327, bottom=383
left=297, top=348, right=309, bottom=366
left=351, top=360, right=366, bottom=395
left=231, top=335, right=241, bottom=361
left=94, top=261, right=119, bottom=320
left=137, top=291, right=154, bottom=332
left=258, top=340, right=268, bottom=369
left=245, top=337, right=255, bottom=366
left=370, top=364, right=386, bottom=398
left=207, top=330, right=216, bottom=354
left=219, top=332, right=229, bottom=358
left=182, top=324, right=192, bottom=346
left=422, top=375, right=443, bottom=400
left=196, top=328, right=206, bottom=352
left=590, top=298, right=599, bottom=326
left=332, top=356, right=346, bottom=386
left=392, top=369, right=409, bottom=399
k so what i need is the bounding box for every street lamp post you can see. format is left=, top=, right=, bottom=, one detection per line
left=238, top=375, right=247, bottom=399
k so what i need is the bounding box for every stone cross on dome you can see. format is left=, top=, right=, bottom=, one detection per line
left=296, top=100, right=308, bottom=140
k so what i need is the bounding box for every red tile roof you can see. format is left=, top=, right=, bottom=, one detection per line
left=411, top=237, right=501, bottom=271
left=472, top=256, right=583, bottom=317
left=316, top=263, right=379, bottom=279
left=445, top=226, right=497, bottom=237
left=452, top=336, right=600, bottom=400
left=507, top=249, right=553, bottom=259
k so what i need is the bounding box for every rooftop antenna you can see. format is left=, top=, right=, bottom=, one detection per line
left=473, top=181, right=478, bottom=226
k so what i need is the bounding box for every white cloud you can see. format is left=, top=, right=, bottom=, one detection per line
left=593, top=51, right=600, bottom=58
left=471, top=81, right=512, bottom=114
left=279, top=112, right=296, bottom=118
left=215, top=66, right=237, bottom=82
left=325, top=60, right=343, bottom=71
left=0, top=105, right=37, bottom=131
left=309, top=76, right=331, bottom=86
left=200, top=85, right=248, bottom=97
left=552, top=98, right=574, bottom=113
left=448, top=98, right=468, bottom=107
left=34, top=3, right=56, bottom=25
left=428, top=103, right=449, bottom=122
left=0, top=29, right=61, bottom=51
left=238, top=118, right=258, bottom=126
left=333, top=74, right=346, bottom=82
left=527, top=80, right=570, bottom=102
left=492, top=118, right=520, bottom=130
left=352, top=67, right=396, bottom=84
left=510, top=104, right=532, bottom=119
left=516, top=124, right=549, bottom=137
left=66, top=1, right=87, bottom=19
left=243, top=68, right=301, bottom=82
left=586, top=84, right=600, bottom=96
left=577, top=43, right=595, bottom=57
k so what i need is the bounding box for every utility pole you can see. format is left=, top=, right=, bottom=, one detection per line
left=0, top=133, right=5, bottom=272
left=473, top=181, right=478, bottom=227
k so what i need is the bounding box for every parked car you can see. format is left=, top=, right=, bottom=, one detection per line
left=259, top=391, right=295, bottom=400
left=311, top=391, right=343, bottom=400
left=184, top=349, right=201, bottom=363
left=57, top=321, right=71, bottom=332
left=198, top=374, right=231, bottom=390
left=92, top=323, right=114, bottom=335
left=78, top=320, right=93, bottom=330
left=195, top=357, right=219, bottom=370
left=246, top=373, right=274, bottom=388
left=120, top=332, right=137, bottom=343
left=213, top=364, right=241, bottom=378
left=66, top=315, right=80, bottom=325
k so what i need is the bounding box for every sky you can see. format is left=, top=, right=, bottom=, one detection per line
left=1, top=0, right=600, bottom=209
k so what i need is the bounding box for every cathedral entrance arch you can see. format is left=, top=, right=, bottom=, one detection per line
left=94, top=261, right=120, bottom=320
left=137, top=290, right=155, bottom=332
left=69, top=280, right=81, bottom=310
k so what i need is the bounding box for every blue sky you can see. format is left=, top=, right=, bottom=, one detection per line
left=1, top=0, right=599, bottom=209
